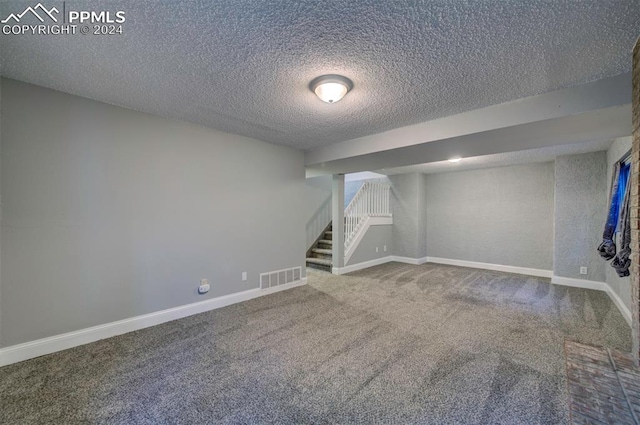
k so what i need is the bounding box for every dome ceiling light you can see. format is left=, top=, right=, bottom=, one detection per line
left=310, top=74, right=353, bottom=104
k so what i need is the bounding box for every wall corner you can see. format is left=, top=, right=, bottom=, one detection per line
left=630, top=36, right=640, bottom=366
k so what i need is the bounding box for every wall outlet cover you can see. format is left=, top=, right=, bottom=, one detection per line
left=580, top=267, right=587, bottom=275
left=242, top=272, right=247, bottom=281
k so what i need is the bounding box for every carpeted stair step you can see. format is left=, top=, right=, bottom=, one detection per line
left=307, top=222, right=333, bottom=272
left=311, top=248, right=332, bottom=260
left=306, top=257, right=332, bottom=272
left=318, top=240, right=332, bottom=250
left=306, top=257, right=332, bottom=266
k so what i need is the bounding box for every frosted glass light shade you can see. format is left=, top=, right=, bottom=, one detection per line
left=315, top=82, right=348, bottom=103
left=310, top=75, right=353, bottom=104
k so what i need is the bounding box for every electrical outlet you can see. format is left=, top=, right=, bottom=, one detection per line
left=383, top=245, right=387, bottom=252
left=580, top=267, right=587, bottom=275
left=198, top=279, right=210, bottom=294
left=242, top=272, right=247, bottom=281
left=376, top=247, right=379, bottom=252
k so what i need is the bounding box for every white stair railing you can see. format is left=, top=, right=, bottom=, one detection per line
left=344, top=182, right=391, bottom=252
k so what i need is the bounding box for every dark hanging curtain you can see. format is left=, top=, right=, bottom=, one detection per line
left=598, top=162, right=622, bottom=260
left=611, top=162, right=631, bottom=277
left=598, top=159, right=631, bottom=277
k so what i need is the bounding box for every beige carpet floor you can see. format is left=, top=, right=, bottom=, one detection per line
left=0, top=262, right=632, bottom=424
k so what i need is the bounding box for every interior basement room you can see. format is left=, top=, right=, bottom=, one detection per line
left=2, top=1, right=640, bottom=424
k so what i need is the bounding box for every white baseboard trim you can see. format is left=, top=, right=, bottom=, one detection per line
left=427, top=257, right=553, bottom=278
left=335, top=253, right=426, bottom=274
left=336, top=255, right=546, bottom=277
left=392, top=255, right=429, bottom=265
left=551, top=275, right=632, bottom=327
left=550, top=276, right=607, bottom=291
left=605, top=285, right=632, bottom=327
left=0, top=278, right=307, bottom=367
left=333, top=256, right=393, bottom=275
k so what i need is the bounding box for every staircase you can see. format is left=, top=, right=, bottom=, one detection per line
left=306, top=224, right=333, bottom=272
left=306, top=181, right=392, bottom=273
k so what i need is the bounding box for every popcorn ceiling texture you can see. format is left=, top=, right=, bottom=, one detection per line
left=1, top=0, right=639, bottom=150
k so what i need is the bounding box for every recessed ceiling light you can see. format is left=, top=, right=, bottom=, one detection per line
left=310, top=74, right=353, bottom=104
left=448, top=157, right=462, bottom=163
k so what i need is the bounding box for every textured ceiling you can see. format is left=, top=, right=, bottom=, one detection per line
left=379, top=139, right=616, bottom=175
left=1, top=1, right=639, bottom=150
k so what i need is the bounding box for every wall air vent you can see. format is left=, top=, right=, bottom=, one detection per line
left=259, top=266, right=302, bottom=290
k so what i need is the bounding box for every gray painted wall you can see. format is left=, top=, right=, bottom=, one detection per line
left=0, top=79, right=306, bottom=347
left=332, top=174, right=345, bottom=268
left=605, top=137, right=632, bottom=310
left=389, top=173, right=427, bottom=259
left=346, top=225, right=392, bottom=265
left=554, top=152, right=607, bottom=281
left=305, top=175, right=332, bottom=249
left=417, top=174, right=428, bottom=259
left=426, top=163, right=554, bottom=270
left=0, top=76, right=2, bottom=346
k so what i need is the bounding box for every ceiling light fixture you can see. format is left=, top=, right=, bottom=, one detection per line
left=310, top=74, right=353, bottom=104
left=448, top=157, right=462, bottom=163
